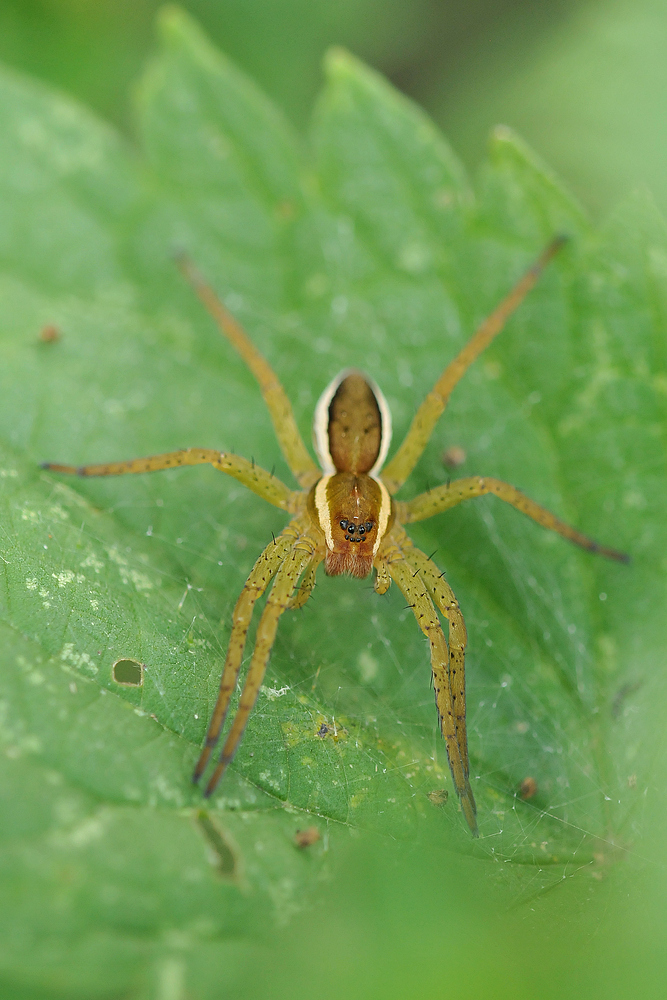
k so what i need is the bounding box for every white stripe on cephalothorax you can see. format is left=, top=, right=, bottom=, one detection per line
left=372, top=477, right=392, bottom=557
left=314, top=474, right=334, bottom=550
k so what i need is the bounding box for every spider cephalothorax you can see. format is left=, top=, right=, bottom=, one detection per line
left=44, top=239, right=628, bottom=836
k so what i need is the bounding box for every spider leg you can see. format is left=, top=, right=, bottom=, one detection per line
left=373, top=555, right=391, bottom=595
left=386, top=542, right=477, bottom=835
left=382, top=237, right=565, bottom=493
left=399, top=538, right=469, bottom=776
left=42, top=448, right=297, bottom=512
left=192, top=518, right=304, bottom=783
left=203, top=532, right=318, bottom=797
left=176, top=254, right=320, bottom=489
left=289, top=550, right=324, bottom=609
left=401, top=476, right=629, bottom=562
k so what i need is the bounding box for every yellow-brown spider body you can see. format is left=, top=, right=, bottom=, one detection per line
left=307, top=472, right=390, bottom=579
left=43, top=239, right=628, bottom=836
left=308, top=368, right=394, bottom=579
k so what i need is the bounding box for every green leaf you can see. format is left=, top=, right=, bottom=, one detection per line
left=428, top=0, right=667, bottom=220
left=1, top=7, right=665, bottom=995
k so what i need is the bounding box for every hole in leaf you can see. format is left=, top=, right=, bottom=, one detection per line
left=196, top=810, right=240, bottom=880
left=112, top=658, right=144, bottom=686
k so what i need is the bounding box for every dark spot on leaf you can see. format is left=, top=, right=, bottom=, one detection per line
left=611, top=679, right=643, bottom=718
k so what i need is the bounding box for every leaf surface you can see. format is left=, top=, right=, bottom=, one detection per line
left=0, top=9, right=665, bottom=995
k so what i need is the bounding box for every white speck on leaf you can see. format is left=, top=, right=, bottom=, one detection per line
left=358, top=650, right=378, bottom=683
left=48, top=504, right=69, bottom=521
left=60, top=642, right=98, bottom=676
left=80, top=553, right=104, bottom=574
left=261, top=685, right=290, bottom=700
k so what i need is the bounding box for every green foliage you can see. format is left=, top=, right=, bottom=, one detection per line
left=0, top=8, right=665, bottom=997
left=429, top=0, right=667, bottom=218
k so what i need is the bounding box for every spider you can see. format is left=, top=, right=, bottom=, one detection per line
left=43, top=238, right=628, bottom=836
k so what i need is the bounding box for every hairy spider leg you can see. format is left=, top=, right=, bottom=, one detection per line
left=382, top=236, right=566, bottom=494
left=41, top=448, right=297, bottom=512
left=401, top=476, right=629, bottom=563
left=177, top=254, right=320, bottom=489
left=204, top=533, right=318, bottom=797
left=192, top=519, right=305, bottom=783
left=289, top=550, right=325, bottom=610
left=387, top=550, right=478, bottom=835
left=397, top=534, right=469, bottom=775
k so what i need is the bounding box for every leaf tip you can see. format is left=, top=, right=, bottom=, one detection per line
left=155, top=3, right=187, bottom=37
left=322, top=46, right=395, bottom=96
left=155, top=4, right=207, bottom=53
left=491, top=123, right=516, bottom=145
left=489, top=123, right=535, bottom=163
left=487, top=123, right=589, bottom=233
left=323, top=46, right=358, bottom=81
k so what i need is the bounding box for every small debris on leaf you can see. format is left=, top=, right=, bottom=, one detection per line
left=39, top=324, right=61, bottom=343
left=442, top=445, right=466, bottom=469
left=519, top=776, right=538, bottom=800
left=294, top=827, right=320, bottom=849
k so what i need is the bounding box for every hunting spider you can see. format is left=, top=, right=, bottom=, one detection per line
left=44, top=238, right=627, bottom=835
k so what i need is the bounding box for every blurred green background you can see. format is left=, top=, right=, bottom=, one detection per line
left=2, top=0, right=667, bottom=219
left=2, top=4, right=666, bottom=998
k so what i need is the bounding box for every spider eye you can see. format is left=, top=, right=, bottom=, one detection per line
left=358, top=526, right=365, bottom=535
left=347, top=523, right=356, bottom=533
left=365, top=521, right=373, bottom=533
left=339, top=519, right=348, bottom=529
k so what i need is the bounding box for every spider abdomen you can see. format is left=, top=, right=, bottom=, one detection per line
left=313, top=369, right=392, bottom=477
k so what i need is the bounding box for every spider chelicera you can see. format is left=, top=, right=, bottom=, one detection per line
left=44, top=238, right=628, bottom=836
